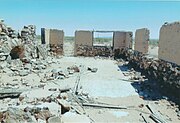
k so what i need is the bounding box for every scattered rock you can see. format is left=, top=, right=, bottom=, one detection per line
left=48, top=116, right=61, bottom=123
left=19, top=70, right=29, bottom=76
left=87, top=67, right=98, bottom=73
left=34, top=109, right=51, bottom=121
left=61, top=112, right=91, bottom=123
left=177, top=111, right=180, bottom=117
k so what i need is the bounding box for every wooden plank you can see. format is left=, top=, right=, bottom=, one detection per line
left=82, top=103, right=127, bottom=109
left=146, top=104, right=167, bottom=123
left=140, top=113, right=148, bottom=123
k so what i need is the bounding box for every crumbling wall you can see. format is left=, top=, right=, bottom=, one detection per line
left=113, top=31, right=133, bottom=50
left=75, top=30, right=132, bottom=57
left=75, top=30, right=93, bottom=46
left=0, top=19, right=47, bottom=60
left=0, top=20, right=22, bottom=60
left=74, top=30, right=93, bottom=56
left=158, top=22, right=180, bottom=65
left=21, top=25, right=36, bottom=44
left=49, top=29, right=64, bottom=45
left=49, top=29, right=64, bottom=55
left=21, top=25, right=38, bottom=59
left=75, top=30, right=113, bottom=57
left=45, top=29, right=50, bottom=45
left=134, top=28, right=149, bottom=54
left=116, top=48, right=180, bottom=100
left=126, top=32, right=133, bottom=49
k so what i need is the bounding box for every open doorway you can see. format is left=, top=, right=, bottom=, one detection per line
left=93, top=31, right=114, bottom=47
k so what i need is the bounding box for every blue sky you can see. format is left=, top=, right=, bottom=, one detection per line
left=0, top=0, right=180, bottom=38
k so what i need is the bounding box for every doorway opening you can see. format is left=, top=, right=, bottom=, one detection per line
left=93, top=31, right=114, bottom=47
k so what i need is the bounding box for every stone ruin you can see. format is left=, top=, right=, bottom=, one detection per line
left=21, top=25, right=36, bottom=44
left=159, top=22, right=180, bottom=65
left=0, top=20, right=22, bottom=61
left=113, top=31, right=133, bottom=50
left=0, top=19, right=180, bottom=122
left=134, top=28, right=149, bottom=54
left=74, top=30, right=133, bottom=57
left=41, top=28, right=64, bottom=56
left=1, top=19, right=178, bottom=101
left=115, top=48, right=180, bottom=100
left=0, top=20, right=47, bottom=62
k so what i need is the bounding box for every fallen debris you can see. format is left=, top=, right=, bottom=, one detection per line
left=10, top=45, right=25, bottom=59
left=115, top=48, right=180, bottom=100
left=82, top=103, right=127, bottom=109
left=87, top=67, right=98, bottom=73
left=0, top=88, right=23, bottom=99
left=140, top=113, right=148, bottom=123
left=146, top=104, right=168, bottom=123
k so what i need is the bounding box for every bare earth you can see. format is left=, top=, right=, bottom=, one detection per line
left=0, top=41, right=179, bottom=123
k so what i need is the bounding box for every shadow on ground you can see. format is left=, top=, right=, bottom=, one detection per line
left=118, top=65, right=129, bottom=72
left=118, top=64, right=180, bottom=106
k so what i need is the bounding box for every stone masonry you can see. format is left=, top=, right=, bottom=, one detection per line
left=134, top=28, right=149, bottom=54
left=74, top=30, right=93, bottom=56
left=158, top=22, right=180, bottom=65
left=113, top=31, right=133, bottom=50
left=49, top=29, right=64, bottom=55
left=75, top=30, right=132, bottom=57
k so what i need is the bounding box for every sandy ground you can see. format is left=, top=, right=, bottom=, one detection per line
left=0, top=41, right=179, bottom=122
left=148, top=46, right=159, bottom=58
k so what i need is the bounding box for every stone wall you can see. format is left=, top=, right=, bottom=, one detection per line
left=75, top=30, right=93, bottom=46
left=134, top=28, right=149, bottom=54
left=49, top=29, right=64, bottom=45
left=49, top=29, right=64, bottom=55
left=21, top=25, right=36, bottom=44
left=76, top=45, right=112, bottom=57
left=0, top=20, right=47, bottom=60
left=113, top=31, right=133, bottom=50
left=45, top=29, right=50, bottom=45
left=0, top=20, right=22, bottom=59
left=75, top=30, right=132, bottom=57
left=115, top=48, right=180, bottom=101
left=74, top=30, right=93, bottom=56
left=158, top=22, right=180, bottom=65
left=126, top=32, right=133, bottom=49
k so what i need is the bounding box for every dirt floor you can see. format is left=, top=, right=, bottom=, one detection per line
left=0, top=41, right=179, bottom=123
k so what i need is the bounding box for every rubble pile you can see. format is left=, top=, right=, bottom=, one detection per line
left=21, top=25, right=42, bottom=59
left=0, top=20, right=47, bottom=61
left=49, top=44, right=63, bottom=56
left=0, top=88, right=92, bottom=122
left=76, top=45, right=113, bottom=57
left=76, top=45, right=93, bottom=56
left=93, top=46, right=112, bottom=57
left=0, top=20, right=22, bottom=60
left=115, top=48, right=180, bottom=99
left=21, top=25, right=36, bottom=44
left=0, top=58, right=97, bottom=122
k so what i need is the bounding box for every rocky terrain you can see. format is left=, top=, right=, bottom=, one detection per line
left=0, top=20, right=179, bottom=123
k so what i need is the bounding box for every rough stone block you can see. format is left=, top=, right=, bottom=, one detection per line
left=49, top=29, right=64, bottom=46
left=113, top=31, right=133, bottom=50
left=135, top=28, right=149, bottom=54
left=158, top=22, right=180, bottom=65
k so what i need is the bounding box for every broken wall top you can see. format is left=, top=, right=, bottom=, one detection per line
left=75, top=30, right=93, bottom=46
left=134, top=28, right=150, bottom=54
left=49, top=29, right=64, bottom=46
left=113, top=31, right=133, bottom=50
left=158, top=21, right=180, bottom=65
left=135, top=28, right=149, bottom=42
